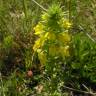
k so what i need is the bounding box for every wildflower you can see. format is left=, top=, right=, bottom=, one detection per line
left=33, top=39, right=41, bottom=51
left=49, top=45, right=56, bottom=56
left=44, top=32, right=49, bottom=38
left=34, top=23, right=44, bottom=35
left=63, top=19, right=72, bottom=29
left=60, top=46, right=70, bottom=57
left=49, top=45, right=59, bottom=56
left=58, top=32, right=71, bottom=44
left=33, top=36, right=45, bottom=51
left=38, top=51, right=47, bottom=65
left=47, top=32, right=56, bottom=41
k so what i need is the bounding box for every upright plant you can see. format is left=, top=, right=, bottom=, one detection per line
left=33, top=4, right=72, bottom=94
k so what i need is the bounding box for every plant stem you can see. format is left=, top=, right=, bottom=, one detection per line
left=31, top=0, right=47, bottom=12
left=63, top=85, right=96, bottom=96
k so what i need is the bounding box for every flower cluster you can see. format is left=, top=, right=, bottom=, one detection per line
left=33, top=5, right=72, bottom=65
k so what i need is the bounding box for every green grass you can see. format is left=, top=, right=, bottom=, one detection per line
left=0, top=0, right=96, bottom=96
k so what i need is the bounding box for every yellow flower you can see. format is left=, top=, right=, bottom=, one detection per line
left=34, top=23, right=44, bottom=35
left=49, top=45, right=59, bottom=56
left=47, top=32, right=56, bottom=41
left=60, top=46, right=70, bottom=57
left=33, top=39, right=41, bottom=51
left=44, top=32, right=49, bottom=38
left=38, top=51, right=47, bottom=65
left=33, top=35, right=46, bottom=51
left=63, top=19, right=72, bottom=29
left=58, top=32, right=71, bottom=44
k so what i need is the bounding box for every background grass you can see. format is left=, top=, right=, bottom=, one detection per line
left=0, top=0, right=96, bottom=96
